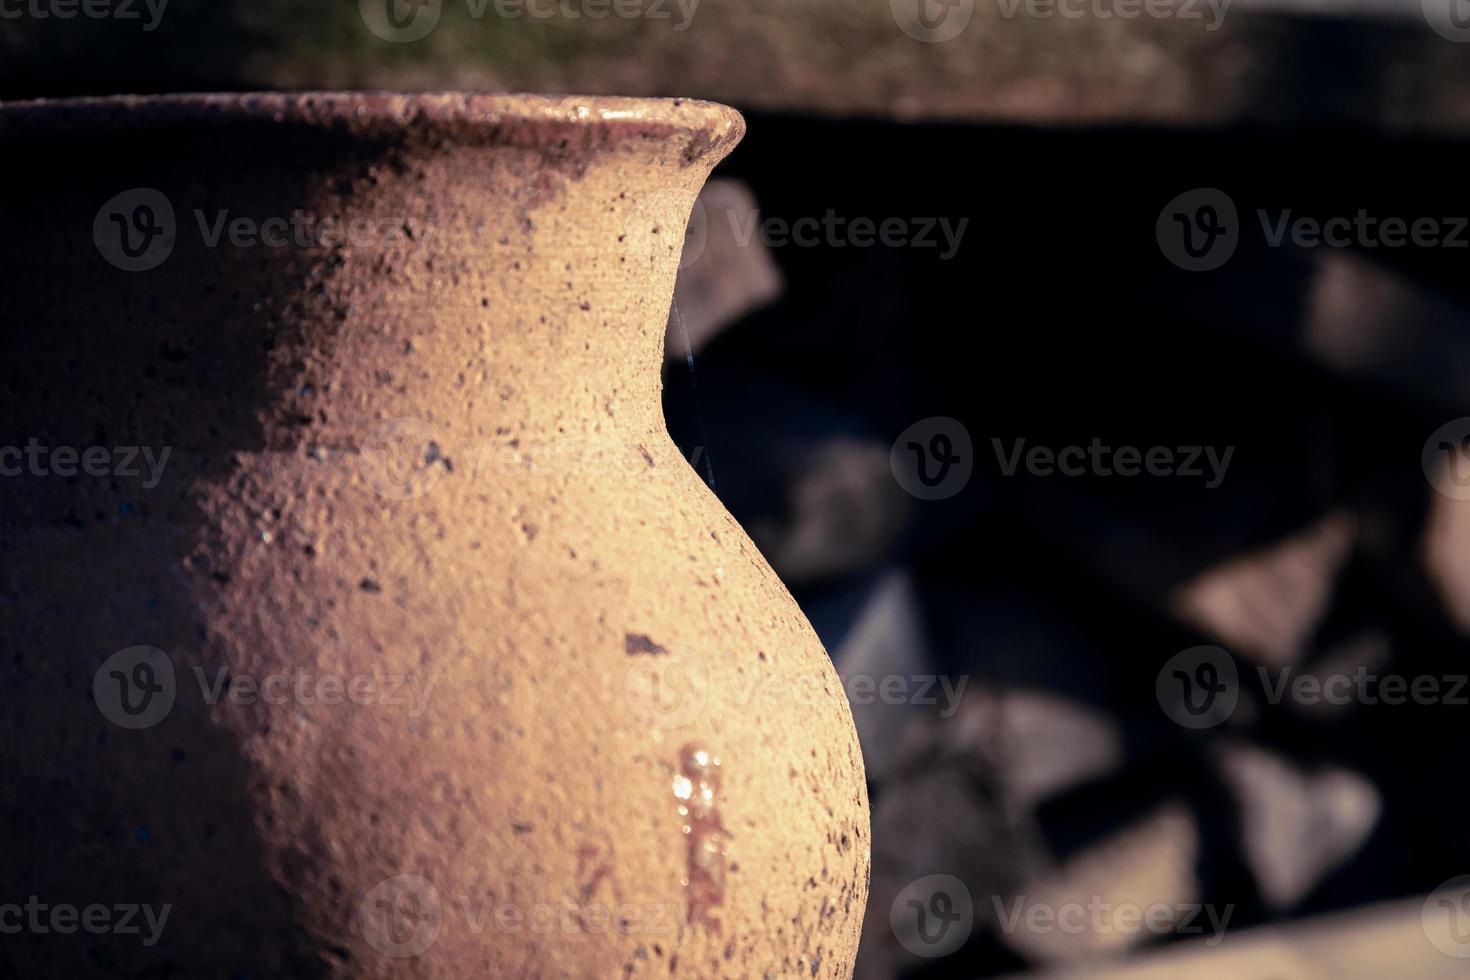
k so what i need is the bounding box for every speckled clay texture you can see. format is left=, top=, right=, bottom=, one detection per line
left=0, top=93, right=869, bottom=978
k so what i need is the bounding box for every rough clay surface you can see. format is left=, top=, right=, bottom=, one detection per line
left=0, top=92, right=870, bottom=978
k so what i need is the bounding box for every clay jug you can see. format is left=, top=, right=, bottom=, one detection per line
left=0, top=93, right=869, bottom=978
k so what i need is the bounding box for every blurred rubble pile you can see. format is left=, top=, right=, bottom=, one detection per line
left=664, top=117, right=1470, bottom=977
left=6, top=0, right=1470, bottom=130
left=9, top=0, right=1469, bottom=973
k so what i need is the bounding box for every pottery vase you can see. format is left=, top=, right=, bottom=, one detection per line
left=0, top=93, right=869, bottom=978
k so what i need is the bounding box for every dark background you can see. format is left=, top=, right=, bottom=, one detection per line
left=7, top=1, right=1470, bottom=974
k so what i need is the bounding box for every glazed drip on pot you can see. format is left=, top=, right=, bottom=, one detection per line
left=673, top=742, right=727, bottom=930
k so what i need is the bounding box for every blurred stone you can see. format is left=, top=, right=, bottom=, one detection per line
left=831, top=572, right=935, bottom=781
left=1305, top=252, right=1470, bottom=414
left=947, top=685, right=1124, bottom=811
left=667, top=179, right=782, bottom=361
left=999, top=803, right=1201, bottom=964
left=12, top=3, right=1470, bottom=133
left=747, top=437, right=911, bottom=586
left=1422, top=491, right=1470, bottom=636
left=1170, top=510, right=1356, bottom=667
left=858, top=714, right=1041, bottom=980
left=1213, top=741, right=1380, bottom=911
left=1287, top=629, right=1393, bottom=721
left=1009, top=897, right=1457, bottom=979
